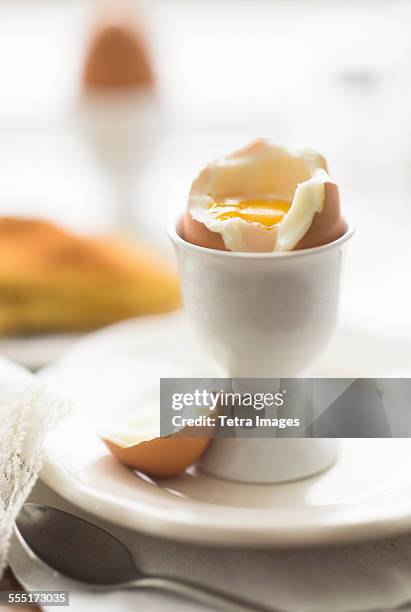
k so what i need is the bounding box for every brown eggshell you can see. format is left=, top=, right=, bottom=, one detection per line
left=294, top=182, right=348, bottom=250
left=103, top=427, right=213, bottom=478
left=182, top=212, right=227, bottom=251
left=83, top=16, right=154, bottom=91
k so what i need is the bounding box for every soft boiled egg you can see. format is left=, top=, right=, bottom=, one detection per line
left=102, top=405, right=214, bottom=478
left=183, top=139, right=347, bottom=252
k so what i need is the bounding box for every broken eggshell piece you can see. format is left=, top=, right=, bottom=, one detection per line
left=101, top=407, right=214, bottom=478
left=183, top=140, right=347, bottom=252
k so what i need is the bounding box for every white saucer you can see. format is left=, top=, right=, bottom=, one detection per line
left=39, top=312, right=411, bottom=547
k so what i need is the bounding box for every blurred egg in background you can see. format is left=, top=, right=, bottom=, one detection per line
left=78, top=2, right=159, bottom=238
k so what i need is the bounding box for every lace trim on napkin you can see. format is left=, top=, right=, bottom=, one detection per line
left=0, top=358, right=70, bottom=576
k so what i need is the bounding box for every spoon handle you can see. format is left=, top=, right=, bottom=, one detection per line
left=128, top=575, right=276, bottom=612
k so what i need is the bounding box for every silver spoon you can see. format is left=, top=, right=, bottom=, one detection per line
left=14, top=503, right=274, bottom=612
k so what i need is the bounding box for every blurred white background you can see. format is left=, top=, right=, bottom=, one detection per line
left=0, top=0, right=410, bottom=347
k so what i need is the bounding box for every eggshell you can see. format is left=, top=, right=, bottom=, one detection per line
left=103, top=427, right=213, bottom=478
left=183, top=215, right=227, bottom=251
left=83, top=14, right=154, bottom=91
left=294, top=182, right=347, bottom=250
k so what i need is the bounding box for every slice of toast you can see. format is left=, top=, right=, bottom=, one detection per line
left=0, top=218, right=180, bottom=335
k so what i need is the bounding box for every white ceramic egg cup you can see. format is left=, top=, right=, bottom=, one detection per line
left=75, top=90, right=161, bottom=237
left=169, top=218, right=354, bottom=484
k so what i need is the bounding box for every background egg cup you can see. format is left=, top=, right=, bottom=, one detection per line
left=169, top=218, right=354, bottom=484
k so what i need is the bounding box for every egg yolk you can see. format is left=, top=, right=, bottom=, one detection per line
left=209, top=198, right=290, bottom=228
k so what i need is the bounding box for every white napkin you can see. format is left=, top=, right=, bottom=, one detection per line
left=0, top=357, right=69, bottom=577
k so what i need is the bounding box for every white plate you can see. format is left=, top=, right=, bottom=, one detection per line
left=39, top=312, right=411, bottom=547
